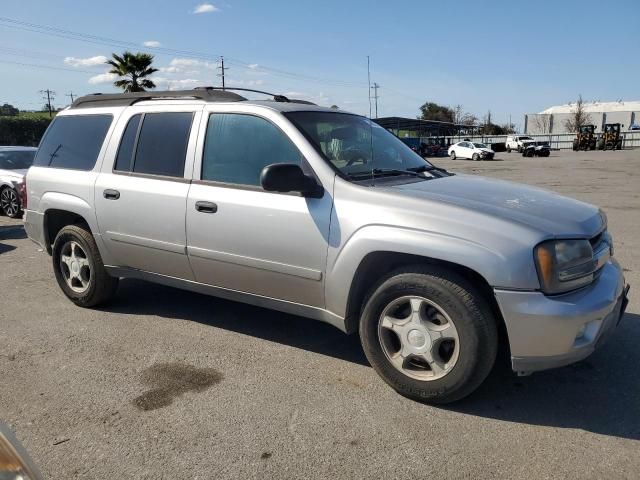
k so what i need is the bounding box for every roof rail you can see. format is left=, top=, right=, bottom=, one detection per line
left=195, top=87, right=316, bottom=105
left=70, top=88, right=247, bottom=109
left=70, top=87, right=318, bottom=109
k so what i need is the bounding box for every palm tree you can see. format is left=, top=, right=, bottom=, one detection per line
left=107, top=51, right=158, bottom=92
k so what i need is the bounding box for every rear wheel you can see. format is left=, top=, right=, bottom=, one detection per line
left=359, top=266, right=498, bottom=404
left=0, top=187, right=21, bottom=218
left=52, top=225, right=119, bottom=307
left=506, top=146, right=511, bottom=153
left=450, top=151, right=456, bottom=160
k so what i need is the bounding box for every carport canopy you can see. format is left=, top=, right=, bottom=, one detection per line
left=373, top=116, right=470, bottom=137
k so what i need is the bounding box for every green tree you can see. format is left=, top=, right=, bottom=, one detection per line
left=107, top=51, right=158, bottom=92
left=418, top=102, right=454, bottom=123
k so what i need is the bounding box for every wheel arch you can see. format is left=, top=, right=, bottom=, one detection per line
left=342, top=251, right=507, bottom=343
left=43, top=208, right=92, bottom=254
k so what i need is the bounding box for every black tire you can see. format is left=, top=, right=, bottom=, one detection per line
left=472, top=153, right=480, bottom=161
left=616, top=141, right=622, bottom=150
left=0, top=186, right=22, bottom=218
left=450, top=151, right=456, bottom=160
left=517, top=146, right=522, bottom=153
left=506, top=146, right=511, bottom=153
left=52, top=224, right=119, bottom=307
left=359, top=265, right=498, bottom=404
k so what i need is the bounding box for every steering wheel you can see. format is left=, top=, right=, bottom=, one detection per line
left=343, top=147, right=370, bottom=167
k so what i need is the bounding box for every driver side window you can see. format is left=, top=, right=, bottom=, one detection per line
left=201, top=113, right=303, bottom=187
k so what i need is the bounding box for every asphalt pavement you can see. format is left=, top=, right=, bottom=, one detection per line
left=1, top=149, right=638, bottom=479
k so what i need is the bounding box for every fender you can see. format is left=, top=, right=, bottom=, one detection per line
left=39, top=192, right=114, bottom=265
left=324, top=224, right=540, bottom=319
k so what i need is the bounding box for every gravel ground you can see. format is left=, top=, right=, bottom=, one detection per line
left=1, top=149, right=639, bottom=479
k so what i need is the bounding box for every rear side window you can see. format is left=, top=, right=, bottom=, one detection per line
left=34, top=115, right=112, bottom=170
left=202, top=113, right=302, bottom=186
left=132, top=112, right=193, bottom=177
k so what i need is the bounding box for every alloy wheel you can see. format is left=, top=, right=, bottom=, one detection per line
left=378, top=296, right=460, bottom=381
left=1, top=188, right=20, bottom=217
left=59, top=241, right=92, bottom=293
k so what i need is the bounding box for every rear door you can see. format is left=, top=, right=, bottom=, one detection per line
left=185, top=108, right=332, bottom=307
left=95, top=105, right=202, bottom=279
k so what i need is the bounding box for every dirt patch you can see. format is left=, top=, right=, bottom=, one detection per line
left=132, top=363, right=223, bottom=411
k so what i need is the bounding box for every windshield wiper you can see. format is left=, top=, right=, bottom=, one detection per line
left=374, top=168, right=426, bottom=178
left=48, top=144, right=62, bottom=166
left=408, top=164, right=451, bottom=176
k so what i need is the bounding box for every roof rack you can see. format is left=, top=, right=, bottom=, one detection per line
left=71, top=87, right=317, bottom=109
left=194, top=87, right=316, bottom=105
left=70, top=88, right=246, bottom=109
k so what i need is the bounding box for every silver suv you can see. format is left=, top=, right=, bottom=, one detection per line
left=24, top=88, right=629, bottom=403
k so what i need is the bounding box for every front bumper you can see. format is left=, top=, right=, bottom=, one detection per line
left=494, top=259, right=629, bottom=374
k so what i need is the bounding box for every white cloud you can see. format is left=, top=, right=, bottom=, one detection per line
left=248, top=64, right=259, bottom=70
left=153, top=77, right=203, bottom=90
left=143, top=40, right=161, bottom=48
left=192, top=3, right=218, bottom=13
left=64, top=55, right=108, bottom=67
left=159, top=58, right=216, bottom=74
left=88, top=72, right=117, bottom=84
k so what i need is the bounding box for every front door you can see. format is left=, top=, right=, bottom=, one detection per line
left=186, top=111, right=332, bottom=307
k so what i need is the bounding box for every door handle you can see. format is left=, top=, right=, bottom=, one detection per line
left=195, top=201, right=218, bottom=213
left=103, top=189, right=120, bottom=200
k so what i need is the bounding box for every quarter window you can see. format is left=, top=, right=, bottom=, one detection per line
left=114, top=114, right=142, bottom=172
left=33, top=115, right=113, bottom=170
left=201, top=113, right=303, bottom=186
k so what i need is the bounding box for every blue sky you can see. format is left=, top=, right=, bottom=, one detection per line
left=1, top=0, right=638, bottom=128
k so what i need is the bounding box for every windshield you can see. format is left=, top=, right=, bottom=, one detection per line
left=472, top=143, right=487, bottom=148
left=285, top=112, right=433, bottom=178
left=0, top=149, right=36, bottom=170
left=520, top=136, right=533, bottom=140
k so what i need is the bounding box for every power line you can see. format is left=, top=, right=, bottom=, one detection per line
left=0, top=16, right=366, bottom=88
left=0, top=58, right=98, bottom=74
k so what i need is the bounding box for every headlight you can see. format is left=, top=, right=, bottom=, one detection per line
left=534, top=239, right=595, bottom=294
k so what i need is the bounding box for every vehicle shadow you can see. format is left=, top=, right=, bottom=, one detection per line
left=0, top=224, right=26, bottom=254
left=103, top=278, right=368, bottom=366
left=446, top=312, right=640, bottom=441
left=104, top=279, right=639, bottom=440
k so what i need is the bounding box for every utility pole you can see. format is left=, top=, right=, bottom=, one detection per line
left=66, top=91, right=76, bottom=104
left=217, top=56, right=229, bottom=90
left=370, top=82, right=380, bottom=118
left=39, top=89, right=55, bottom=117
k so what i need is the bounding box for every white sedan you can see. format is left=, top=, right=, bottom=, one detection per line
left=447, top=141, right=495, bottom=161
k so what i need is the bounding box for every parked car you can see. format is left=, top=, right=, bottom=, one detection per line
left=24, top=89, right=629, bottom=404
left=448, top=141, right=495, bottom=161
left=521, top=141, right=551, bottom=157
left=0, top=146, right=37, bottom=218
left=505, top=135, right=535, bottom=153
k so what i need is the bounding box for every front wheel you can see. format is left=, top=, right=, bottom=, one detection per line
left=450, top=151, right=456, bottom=160
left=506, top=146, right=511, bottom=153
left=52, top=225, right=119, bottom=307
left=0, top=187, right=22, bottom=218
left=472, top=153, right=480, bottom=161
left=359, top=266, right=498, bottom=404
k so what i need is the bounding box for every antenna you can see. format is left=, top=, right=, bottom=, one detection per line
left=367, top=56, right=372, bottom=119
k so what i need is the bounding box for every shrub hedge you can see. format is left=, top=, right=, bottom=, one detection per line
left=0, top=116, right=52, bottom=146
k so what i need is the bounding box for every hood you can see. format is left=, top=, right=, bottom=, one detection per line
left=478, top=148, right=493, bottom=154
left=385, top=174, right=602, bottom=237
left=0, top=168, right=27, bottom=179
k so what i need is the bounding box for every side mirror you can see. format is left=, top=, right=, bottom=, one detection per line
left=260, top=163, right=323, bottom=198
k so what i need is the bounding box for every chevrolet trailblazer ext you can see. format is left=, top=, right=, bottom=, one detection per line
left=24, top=88, right=629, bottom=403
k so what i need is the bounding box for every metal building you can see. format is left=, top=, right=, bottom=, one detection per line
left=525, top=101, right=640, bottom=135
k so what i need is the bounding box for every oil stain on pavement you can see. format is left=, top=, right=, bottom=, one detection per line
left=133, top=363, right=223, bottom=411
